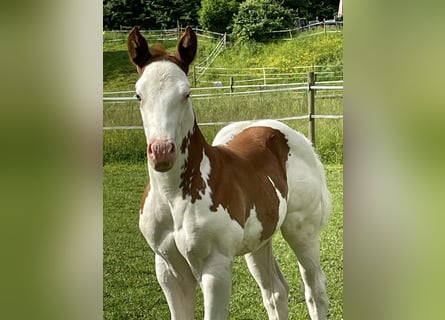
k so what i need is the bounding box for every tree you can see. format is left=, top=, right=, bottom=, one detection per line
left=232, top=0, right=295, bottom=42
left=103, top=0, right=155, bottom=30
left=103, top=0, right=201, bottom=30
left=282, top=0, right=339, bottom=21
left=198, top=0, right=240, bottom=33
left=150, top=0, right=201, bottom=29
left=102, top=0, right=339, bottom=31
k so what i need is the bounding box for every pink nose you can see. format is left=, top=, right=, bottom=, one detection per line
left=147, top=140, right=176, bottom=172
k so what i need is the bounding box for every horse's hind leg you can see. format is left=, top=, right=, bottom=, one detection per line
left=245, top=240, right=289, bottom=320
left=281, top=211, right=328, bottom=320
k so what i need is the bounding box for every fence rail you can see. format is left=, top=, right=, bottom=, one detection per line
left=103, top=81, right=343, bottom=100
left=194, top=33, right=227, bottom=83
left=103, top=27, right=225, bottom=43
left=103, top=21, right=342, bottom=43
left=103, top=72, right=342, bottom=148
left=191, top=65, right=343, bottom=87
left=266, top=19, right=343, bottom=40
left=103, top=113, right=343, bottom=130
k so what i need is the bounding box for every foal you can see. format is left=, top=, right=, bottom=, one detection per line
left=128, top=26, right=331, bottom=320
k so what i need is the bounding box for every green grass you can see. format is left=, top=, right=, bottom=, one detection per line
left=103, top=34, right=221, bottom=92
left=104, top=92, right=343, bottom=164
left=104, top=30, right=343, bottom=318
left=103, top=31, right=342, bottom=91
left=211, top=33, right=342, bottom=73
left=103, top=31, right=343, bottom=165
left=104, top=163, right=343, bottom=319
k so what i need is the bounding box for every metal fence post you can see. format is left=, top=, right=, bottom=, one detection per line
left=307, top=71, right=316, bottom=148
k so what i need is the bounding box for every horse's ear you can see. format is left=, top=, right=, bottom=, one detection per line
left=127, top=27, right=152, bottom=73
left=176, top=26, right=197, bottom=67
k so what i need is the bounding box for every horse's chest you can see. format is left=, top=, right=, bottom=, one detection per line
left=140, top=195, right=243, bottom=257
left=171, top=194, right=285, bottom=258
left=140, top=174, right=287, bottom=261
left=172, top=198, right=246, bottom=257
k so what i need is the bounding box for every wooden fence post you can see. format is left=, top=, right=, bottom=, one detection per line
left=230, top=77, right=234, bottom=93
left=177, top=20, right=180, bottom=39
left=307, top=71, right=316, bottom=148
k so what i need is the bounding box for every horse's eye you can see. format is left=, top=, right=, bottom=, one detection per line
left=135, top=94, right=142, bottom=102
left=185, top=92, right=191, bottom=99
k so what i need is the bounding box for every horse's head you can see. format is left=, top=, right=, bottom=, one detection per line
left=128, top=27, right=197, bottom=172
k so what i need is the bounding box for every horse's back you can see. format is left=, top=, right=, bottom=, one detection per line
left=213, top=120, right=316, bottom=168
left=213, top=120, right=312, bottom=157
left=213, top=120, right=331, bottom=227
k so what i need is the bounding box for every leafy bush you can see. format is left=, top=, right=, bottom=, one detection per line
left=232, top=0, right=295, bottom=42
left=198, top=0, right=240, bottom=33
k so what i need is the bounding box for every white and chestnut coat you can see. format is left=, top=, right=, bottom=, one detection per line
left=128, top=27, right=331, bottom=320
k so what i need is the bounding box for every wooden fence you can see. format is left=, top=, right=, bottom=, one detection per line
left=103, top=71, right=342, bottom=148
left=192, top=65, right=343, bottom=87
left=103, top=27, right=225, bottom=43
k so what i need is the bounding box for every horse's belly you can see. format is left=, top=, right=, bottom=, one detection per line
left=237, top=201, right=287, bottom=255
left=236, top=210, right=267, bottom=255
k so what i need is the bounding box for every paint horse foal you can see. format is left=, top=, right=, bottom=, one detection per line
left=128, top=27, right=331, bottom=320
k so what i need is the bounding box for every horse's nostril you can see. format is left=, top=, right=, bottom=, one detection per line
left=147, top=140, right=176, bottom=172
left=148, top=143, right=154, bottom=155
left=148, top=140, right=176, bottom=157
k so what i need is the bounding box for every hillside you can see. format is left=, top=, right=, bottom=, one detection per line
left=103, top=30, right=343, bottom=165
left=103, top=30, right=343, bottom=91
left=213, top=34, right=342, bottom=70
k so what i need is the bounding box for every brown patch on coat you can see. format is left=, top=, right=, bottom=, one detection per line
left=179, top=125, right=289, bottom=240
left=150, top=43, right=167, bottom=56
left=179, top=123, right=206, bottom=203
left=208, top=127, right=289, bottom=240
left=140, top=182, right=150, bottom=214
left=143, top=54, right=189, bottom=75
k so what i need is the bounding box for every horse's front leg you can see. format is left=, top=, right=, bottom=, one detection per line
left=140, top=194, right=197, bottom=319
left=200, top=253, right=234, bottom=320
left=155, top=251, right=197, bottom=320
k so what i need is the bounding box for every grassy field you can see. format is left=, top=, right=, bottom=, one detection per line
left=104, top=92, right=342, bottom=164
left=104, top=163, right=343, bottom=319
left=103, top=30, right=343, bottom=319
left=103, top=30, right=343, bottom=91
left=103, top=31, right=343, bottom=165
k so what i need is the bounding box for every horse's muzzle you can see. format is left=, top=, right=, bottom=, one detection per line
left=147, top=139, right=176, bottom=172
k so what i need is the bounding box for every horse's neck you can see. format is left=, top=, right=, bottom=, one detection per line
left=181, top=121, right=209, bottom=164
left=149, top=121, right=211, bottom=197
